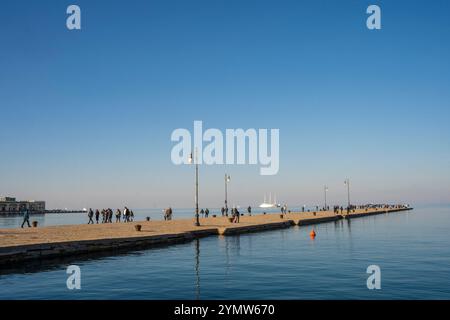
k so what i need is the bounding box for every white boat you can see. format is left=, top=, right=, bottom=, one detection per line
left=259, top=193, right=280, bottom=208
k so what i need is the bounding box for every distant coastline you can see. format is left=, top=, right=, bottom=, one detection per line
left=0, top=209, right=86, bottom=216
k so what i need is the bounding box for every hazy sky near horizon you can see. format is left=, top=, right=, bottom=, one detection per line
left=1, top=0, right=450, bottom=209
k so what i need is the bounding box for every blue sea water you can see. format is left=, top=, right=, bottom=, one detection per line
left=0, top=205, right=449, bottom=299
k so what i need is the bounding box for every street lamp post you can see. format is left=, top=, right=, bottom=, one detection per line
left=324, top=185, right=328, bottom=210
left=344, top=179, right=350, bottom=208
left=224, top=174, right=230, bottom=216
left=189, top=148, right=200, bottom=226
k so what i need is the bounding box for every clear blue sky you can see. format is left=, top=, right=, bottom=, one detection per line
left=1, top=0, right=449, bottom=209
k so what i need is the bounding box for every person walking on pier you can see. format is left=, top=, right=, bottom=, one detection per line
left=233, top=207, right=240, bottom=223
left=164, top=207, right=172, bottom=221
left=130, top=210, right=134, bottom=222
left=88, top=208, right=94, bottom=224
left=123, top=207, right=130, bottom=222
left=247, top=206, right=252, bottom=216
left=109, top=209, right=114, bottom=223
left=115, top=209, right=121, bottom=222
left=127, top=207, right=131, bottom=222
left=205, top=208, right=209, bottom=218
left=20, top=209, right=31, bottom=228
left=95, top=209, right=100, bottom=223
left=221, top=207, right=225, bottom=216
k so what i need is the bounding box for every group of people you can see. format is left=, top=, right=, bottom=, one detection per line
left=333, top=206, right=348, bottom=214
left=218, top=207, right=243, bottom=222
left=280, top=205, right=289, bottom=214
left=220, top=206, right=252, bottom=217
left=298, top=205, right=349, bottom=214
left=199, top=208, right=210, bottom=217
left=231, top=207, right=240, bottom=223
left=87, top=207, right=134, bottom=224
left=85, top=203, right=408, bottom=226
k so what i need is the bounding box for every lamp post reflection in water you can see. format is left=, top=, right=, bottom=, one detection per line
left=194, top=239, right=200, bottom=300
left=346, top=217, right=352, bottom=234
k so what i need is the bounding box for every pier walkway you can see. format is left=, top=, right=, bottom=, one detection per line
left=0, top=207, right=412, bottom=265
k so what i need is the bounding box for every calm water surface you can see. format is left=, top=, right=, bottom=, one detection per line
left=0, top=205, right=449, bottom=299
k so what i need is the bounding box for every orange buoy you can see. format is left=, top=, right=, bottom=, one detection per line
left=309, top=229, right=316, bottom=238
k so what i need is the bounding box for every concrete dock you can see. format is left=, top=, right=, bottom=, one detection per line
left=0, top=207, right=412, bottom=266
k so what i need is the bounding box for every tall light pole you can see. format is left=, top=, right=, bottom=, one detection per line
left=324, top=185, right=328, bottom=210
left=344, top=179, right=350, bottom=208
left=189, top=148, right=200, bottom=226
left=224, top=174, right=230, bottom=215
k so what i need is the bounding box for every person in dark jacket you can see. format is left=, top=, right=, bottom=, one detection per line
left=233, top=208, right=240, bottom=223
left=95, top=209, right=100, bottom=223
left=88, top=208, right=94, bottom=224
left=21, top=209, right=31, bottom=228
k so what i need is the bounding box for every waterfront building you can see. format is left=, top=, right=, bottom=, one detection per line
left=0, top=196, right=46, bottom=213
